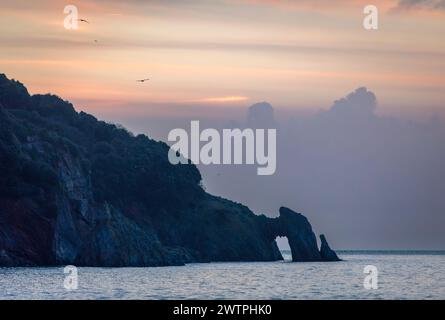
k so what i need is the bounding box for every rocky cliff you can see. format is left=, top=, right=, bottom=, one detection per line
left=0, top=74, right=340, bottom=267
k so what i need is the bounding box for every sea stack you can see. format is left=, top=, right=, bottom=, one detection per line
left=319, top=234, right=341, bottom=261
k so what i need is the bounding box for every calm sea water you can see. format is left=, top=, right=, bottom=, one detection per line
left=1, top=251, right=444, bottom=300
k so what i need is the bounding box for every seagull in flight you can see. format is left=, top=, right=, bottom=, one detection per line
left=77, top=19, right=90, bottom=24
left=136, top=78, right=150, bottom=83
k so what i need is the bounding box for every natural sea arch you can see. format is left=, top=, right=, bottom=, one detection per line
left=275, top=236, right=291, bottom=261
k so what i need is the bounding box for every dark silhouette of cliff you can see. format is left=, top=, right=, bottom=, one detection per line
left=0, top=74, right=340, bottom=266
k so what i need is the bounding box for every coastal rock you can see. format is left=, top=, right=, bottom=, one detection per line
left=0, top=74, right=340, bottom=267
left=260, top=207, right=339, bottom=262
left=277, top=207, right=322, bottom=261
left=319, top=234, right=341, bottom=261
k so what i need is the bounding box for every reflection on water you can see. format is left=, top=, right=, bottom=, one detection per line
left=0, top=252, right=444, bottom=299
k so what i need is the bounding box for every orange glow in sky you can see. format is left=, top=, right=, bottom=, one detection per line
left=0, top=0, right=444, bottom=118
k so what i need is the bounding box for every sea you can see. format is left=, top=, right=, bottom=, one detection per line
left=0, top=251, right=444, bottom=300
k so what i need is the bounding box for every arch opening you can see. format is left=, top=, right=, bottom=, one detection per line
left=275, top=236, right=291, bottom=261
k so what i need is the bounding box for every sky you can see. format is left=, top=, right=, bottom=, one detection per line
left=1, top=0, right=445, bottom=249
left=0, top=0, right=444, bottom=118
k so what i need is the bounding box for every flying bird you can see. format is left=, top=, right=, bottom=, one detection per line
left=136, top=78, right=150, bottom=83
left=77, top=19, right=90, bottom=23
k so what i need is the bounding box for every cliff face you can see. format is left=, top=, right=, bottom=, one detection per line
left=0, top=74, right=339, bottom=267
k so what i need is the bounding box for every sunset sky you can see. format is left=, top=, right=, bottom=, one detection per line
left=1, top=0, right=444, bottom=120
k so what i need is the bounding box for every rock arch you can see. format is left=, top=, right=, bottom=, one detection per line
left=262, top=207, right=340, bottom=262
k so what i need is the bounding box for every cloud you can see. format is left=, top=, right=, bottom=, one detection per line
left=394, top=0, right=445, bottom=11
left=195, top=96, right=249, bottom=103
left=4, top=35, right=445, bottom=61
left=327, top=87, right=377, bottom=119
left=247, top=102, right=275, bottom=128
